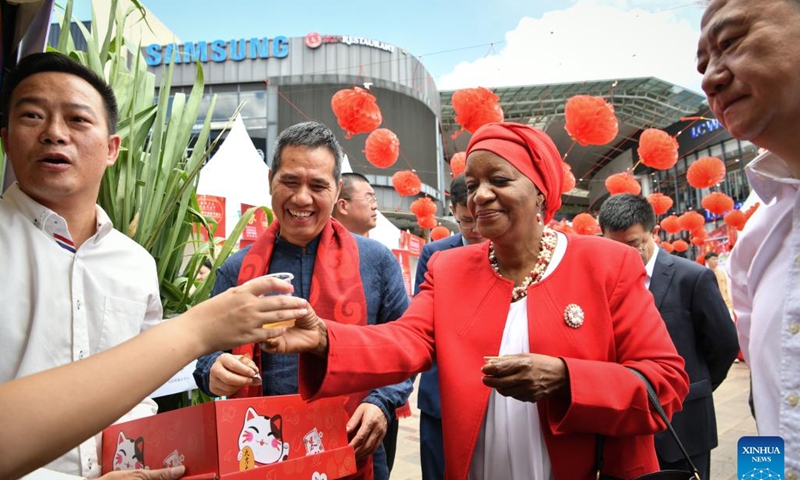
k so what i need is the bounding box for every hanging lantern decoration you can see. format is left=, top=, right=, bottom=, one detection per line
left=743, top=202, right=761, bottom=223
left=392, top=170, right=422, bottom=197
left=701, top=192, right=735, bottom=215
left=678, top=211, right=705, bottom=232
left=605, top=172, right=641, bottom=196
left=363, top=128, right=400, bottom=168
left=660, top=215, right=682, bottom=235
left=696, top=256, right=706, bottom=265
left=724, top=210, right=746, bottom=230
left=330, top=87, right=383, bottom=139
left=638, top=129, right=679, bottom=170
left=661, top=241, right=675, bottom=253
left=410, top=197, right=437, bottom=218
left=672, top=239, right=689, bottom=252
left=562, top=163, right=576, bottom=194
left=430, top=226, right=450, bottom=241
left=647, top=193, right=674, bottom=216
left=563, top=95, right=619, bottom=146
left=451, top=87, right=504, bottom=138
left=687, top=157, right=726, bottom=189
left=572, top=213, right=600, bottom=236
left=691, top=228, right=708, bottom=246
left=550, top=219, right=576, bottom=235
left=450, top=152, right=466, bottom=177
left=418, top=215, right=437, bottom=230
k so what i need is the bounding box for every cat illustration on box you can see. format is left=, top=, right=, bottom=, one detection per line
left=113, top=431, right=146, bottom=471
left=238, top=407, right=290, bottom=469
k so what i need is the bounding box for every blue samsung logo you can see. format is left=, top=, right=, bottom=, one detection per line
left=690, top=118, right=723, bottom=139
left=145, top=37, right=290, bottom=66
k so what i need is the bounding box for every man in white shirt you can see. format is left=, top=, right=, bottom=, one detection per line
left=698, top=0, right=800, bottom=472
left=0, top=52, right=177, bottom=479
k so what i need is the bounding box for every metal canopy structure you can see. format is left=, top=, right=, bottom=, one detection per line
left=439, top=77, right=707, bottom=207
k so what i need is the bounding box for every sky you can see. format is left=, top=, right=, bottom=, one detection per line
left=72, top=0, right=708, bottom=94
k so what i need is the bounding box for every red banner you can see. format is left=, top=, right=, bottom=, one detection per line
left=196, top=195, right=226, bottom=241
left=392, top=249, right=413, bottom=297
left=240, top=203, right=271, bottom=248
left=399, top=230, right=425, bottom=257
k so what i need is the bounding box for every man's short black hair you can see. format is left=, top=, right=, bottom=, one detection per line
left=449, top=174, right=468, bottom=208
left=704, top=251, right=719, bottom=261
left=338, top=172, right=370, bottom=200
left=1, top=52, right=118, bottom=133
left=271, top=121, right=343, bottom=181
left=598, top=194, right=657, bottom=233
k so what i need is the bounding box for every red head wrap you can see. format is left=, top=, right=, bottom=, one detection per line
left=466, top=122, right=564, bottom=223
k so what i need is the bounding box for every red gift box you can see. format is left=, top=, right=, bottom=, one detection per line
left=102, top=395, right=356, bottom=479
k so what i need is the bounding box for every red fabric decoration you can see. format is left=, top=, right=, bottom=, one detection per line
left=701, top=192, right=735, bottom=215
left=430, top=226, right=450, bottom=241
left=549, top=219, right=576, bottom=235
left=330, top=87, right=383, bottom=139
left=467, top=123, right=563, bottom=223
left=410, top=197, right=437, bottom=218
left=363, top=128, right=400, bottom=168
left=418, top=215, right=437, bottom=229
left=572, top=213, right=600, bottom=236
left=392, top=170, right=422, bottom=197
left=660, top=215, right=681, bottom=235
left=451, top=87, right=504, bottom=138
left=638, top=129, right=679, bottom=170
left=661, top=241, right=675, bottom=253
left=678, top=211, right=705, bottom=232
left=647, top=193, right=674, bottom=216
left=450, top=152, right=466, bottom=177
left=672, top=239, right=689, bottom=252
left=605, top=172, right=641, bottom=195
left=562, top=163, right=576, bottom=193
left=563, top=95, right=618, bottom=146
left=687, top=157, right=726, bottom=189
left=724, top=210, right=746, bottom=230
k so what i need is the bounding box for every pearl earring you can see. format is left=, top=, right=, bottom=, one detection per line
left=536, top=213, right=543, bottom=225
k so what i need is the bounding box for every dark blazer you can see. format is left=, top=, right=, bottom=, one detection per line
left=649, top=248, right=739, bottom=462
left=414, top=233, right=465, bottom=417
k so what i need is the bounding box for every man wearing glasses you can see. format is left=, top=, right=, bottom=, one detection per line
left=333, top=172, right=379, bottom=236
left=413, top=173, right=486, bottom=480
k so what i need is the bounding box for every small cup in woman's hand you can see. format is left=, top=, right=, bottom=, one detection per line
left=263, top=272, right=296, bottom=328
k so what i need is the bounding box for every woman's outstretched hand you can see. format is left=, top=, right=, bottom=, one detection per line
left=481, top=353, right=569, bottom=403
left=260, top=305, right=329, bottom=357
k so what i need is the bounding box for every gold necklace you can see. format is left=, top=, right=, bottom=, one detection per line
left=488, top=227, right=558, bottom=301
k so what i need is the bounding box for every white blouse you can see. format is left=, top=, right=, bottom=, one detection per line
left=468, top=231, right=567, bottom=480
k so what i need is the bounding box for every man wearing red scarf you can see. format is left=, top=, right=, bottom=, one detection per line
left=193, top=122, right=412, bottom=480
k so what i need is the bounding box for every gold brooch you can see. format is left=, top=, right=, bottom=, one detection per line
left=564, top=304, right=584, bottom=328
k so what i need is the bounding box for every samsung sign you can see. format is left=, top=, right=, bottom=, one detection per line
left=145, top=37, right=290, bottom=66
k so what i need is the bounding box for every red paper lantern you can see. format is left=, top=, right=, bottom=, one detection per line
left=450, top=152, right=466, bottom=177
left=678, top=211, right=705, bottom=232
left=660, top=215, right=681, bottom=235
left=638, top=129, right=679, bottom=170
left=562, top=164, right=576, bottom=194
left=672, top=239, right=689, bottom=252
left=451, top=87, right=504, bottom=138
left=701, top=192, right=735, bottom=215
left=430, top=226, right=450, bottom=241
left=662, top=241, right=675, bottom=253
left=418, top=215, right=437, bottom=230
left=605, top=172, right=641, bottom=196
left=392, top=170, right=422, bottom=197
left=743, top=202, right=761, bottom=223
left=696, top=256, right=706, bottom=265
left=687, top=157, right=726, bottom=189
left=330, top=87, right=383, bottom=139
left=691, top=237, right=705, bottom=247
left=564, top=95, right=618, bottom=146
left=572, top=213, right=600, bottom=236
left=364, top=128, right=400, bottom=168
left=647, top=193, right=674, bottom=216
left=724, top=210, right=746, bottom=230
left=410, top=197, right=437, bottom=218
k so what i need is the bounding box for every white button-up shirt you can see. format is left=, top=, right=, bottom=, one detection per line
left=728, top=151, right=800, bottom=471
left=0, top=184, right=163, bottom=478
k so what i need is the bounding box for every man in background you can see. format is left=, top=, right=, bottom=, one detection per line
left=332, top=172, right=378, bottom=236
left=413, top=174, right=485, bottom=480
left=705, top=252, right=734, bottom=318
left=599, top=194, right=738, bottom=480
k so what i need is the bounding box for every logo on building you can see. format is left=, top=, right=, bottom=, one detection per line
left=304, top=33, right=395, bottom=53
left=738, top=436, right=784, bottom=479
left=690, top=118, right=724, bottom=139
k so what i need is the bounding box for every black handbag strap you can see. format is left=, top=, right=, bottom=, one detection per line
left=595, top=368, right=700, bottom=480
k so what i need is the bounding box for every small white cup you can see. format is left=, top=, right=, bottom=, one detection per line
left=263, top=272, right=296, bottom=328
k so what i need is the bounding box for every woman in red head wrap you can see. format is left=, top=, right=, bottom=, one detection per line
left=265, top=123, right=688, bottom=480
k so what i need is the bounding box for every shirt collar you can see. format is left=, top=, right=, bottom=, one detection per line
left=644, top=244, right=659, bottom=280
left=746, top=150, right=800, bottom=203
left=2, top=182, right=115, bottom=245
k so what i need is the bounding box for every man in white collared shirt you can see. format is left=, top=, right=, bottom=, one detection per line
left=0, top=53, right=173, bottom=479
left=698, top=0, right=800, bottom=473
